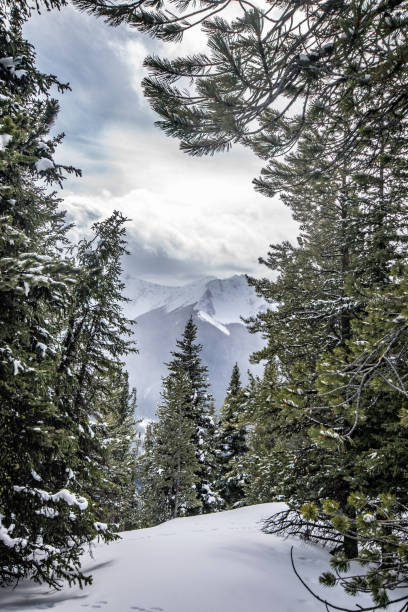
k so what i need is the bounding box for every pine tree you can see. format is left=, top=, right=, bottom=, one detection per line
left=137, top=368, right=200, bottom=526
left=166, top=316, right=220, bottom=513
left=246, top=122, right=408, bottom=607
left=57, top=211, right=137, bottom=530
left=75, top=0, right=408, bottom=172
left=135, top=422, right=166, bottom=528
left=0, top=2, right=116, bottom=588
left=216, top=363, right=248, bottom=507
left=95, top=372, right=138, bottom=531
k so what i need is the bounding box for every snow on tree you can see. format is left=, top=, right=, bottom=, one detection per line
left=216, top=363, right=248, bottom=508
left=137, top=368, right=201, bottom=526
left=166, top=316, right=221, bottom=513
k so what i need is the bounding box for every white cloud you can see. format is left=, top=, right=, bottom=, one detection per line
left=62, top=123, right=298, bottom=279
left=26, top=4, right=299, bottom=283
left=108, top=38, right=152, bottom=110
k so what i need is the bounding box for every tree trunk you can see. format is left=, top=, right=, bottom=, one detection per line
left=343, top=533, right=358, bottom=559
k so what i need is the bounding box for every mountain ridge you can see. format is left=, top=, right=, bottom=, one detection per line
left=125, top=273, right=267, bottom=322
left=124, top=274, right=267, bottom=418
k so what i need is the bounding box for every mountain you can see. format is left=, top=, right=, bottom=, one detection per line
left=0, top=503, right=375, bottom=611
left=124, top=275, right=268, bottom=418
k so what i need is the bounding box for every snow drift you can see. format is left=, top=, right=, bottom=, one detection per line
left=0, top=503, right=389, bottom=612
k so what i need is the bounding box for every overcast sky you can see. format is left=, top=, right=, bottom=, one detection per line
left=24, top=5, right=298, bottom=286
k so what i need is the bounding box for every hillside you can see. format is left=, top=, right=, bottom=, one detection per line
left=124, top=275, right=267, bottom=417
left=0, top=503, right=385, bottom=612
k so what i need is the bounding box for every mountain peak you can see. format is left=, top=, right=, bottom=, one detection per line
left=125, top=274, right=265, bottom=324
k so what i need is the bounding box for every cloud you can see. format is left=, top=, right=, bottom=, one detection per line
left=25, top=5, right=298, bottom=285
left=62, top=126, right=297, bottom=283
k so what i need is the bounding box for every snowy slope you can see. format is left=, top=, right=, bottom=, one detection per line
left=125, top=276, right=216, bottom=318
left=125, top=274, right=267, bottom=325
left=0, top=503, right=395, bottom=612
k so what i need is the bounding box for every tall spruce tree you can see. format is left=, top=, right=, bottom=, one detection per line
left=166, top=316, right=220, bottom=513
left=138, top=367, right=200, bottom=526
left=232, top=362, right=284, bottom=507
left=94, top=371, right=139, bottom=531
left=0, top=1, right=118, bottom=588
left=57, top=211, right=137, bottom=530
left=216, top=363, right=248, bottom=508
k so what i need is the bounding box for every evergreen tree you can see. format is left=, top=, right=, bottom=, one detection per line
left=0, top=2, right=116, bottom=588
left=135, top=422, right=166, bottom=528
left=166, top=316, right=220, bottom=513
left=234, top=362, right=284, bottom=506
left=136, top=368, right=200, bottom=526
left=246, top=122, right=408, bottom=607
left=96, top=372, right=138, bottom=531
left=57, top=211, right=137, bottom=531
left=216, top=363, right=248, bottom=507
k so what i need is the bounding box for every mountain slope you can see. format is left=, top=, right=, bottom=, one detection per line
left=0, top=503, right=378, bottom=612
left=124, top=275, right=267, bottom=418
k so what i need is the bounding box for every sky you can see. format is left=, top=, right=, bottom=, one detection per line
left=24, top=4, right=298, bottom=286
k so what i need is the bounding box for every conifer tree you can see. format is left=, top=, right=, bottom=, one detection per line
left=0, top=2, right=117, bottom=588
left=57, top=211, right=137, bottom=530
left=233, top=362, right=284, bottom=506
left=135, top=422, right=166, bottom=528
left=166, top=316, right=220, bottom=513
left=216, top=363, right=248, bottom=507
left=136, top=368, right=200, bottom=526
left=246, top=122, right=408, bottom=607
left=95, top=372, right=138, bottom=531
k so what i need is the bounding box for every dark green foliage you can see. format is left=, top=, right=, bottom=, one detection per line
left=246, top=121, right=408, bottom=608
left=0, top=2, right=111, bottom=588
left=57, top=211, right=138, bottom=532
left=216, top=364, right=248, bottom=507
left=100, top=375, right=139, bottom=531
left=0, top=4, right=137, bottom=588
left=137, top=368, right=200, bottom=526
left=166, top=316, right=220, bottom=513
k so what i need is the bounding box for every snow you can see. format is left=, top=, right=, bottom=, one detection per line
left=197, top=310, right=230, bottom=335
left=0, top=133, right=12, bottom=150
left=13, top=486, right=88, bottom=510
left=94, top=522, right=108, bottom=532
left=135, top=418, right=152, bottom=436
left=0, top=503, right=396, bottom=612
left=35, top=158, right=53, bottom=172
left=12, top=359, right=23, bottom=375
left=0, top=517, right=28, bottom=550
left=31, top=470, right=42, bottom=482
left=37, top=141, right=50, bottom=151
left=36, top=342, right=47, bottom=357
left=126, top=274, right=267, bottom=327
left=362, top=513, right=376, bottom=523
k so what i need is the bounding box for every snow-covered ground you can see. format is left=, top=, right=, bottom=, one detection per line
left=0, top=503, right=397, bottom=612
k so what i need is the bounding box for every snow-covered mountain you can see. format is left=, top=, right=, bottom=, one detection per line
left=124, top=275, right=268, bottom=418
left=126, top=274, right=266, bottom=327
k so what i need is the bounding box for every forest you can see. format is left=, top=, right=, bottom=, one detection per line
left=1, top=0, right=408, bottom=610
